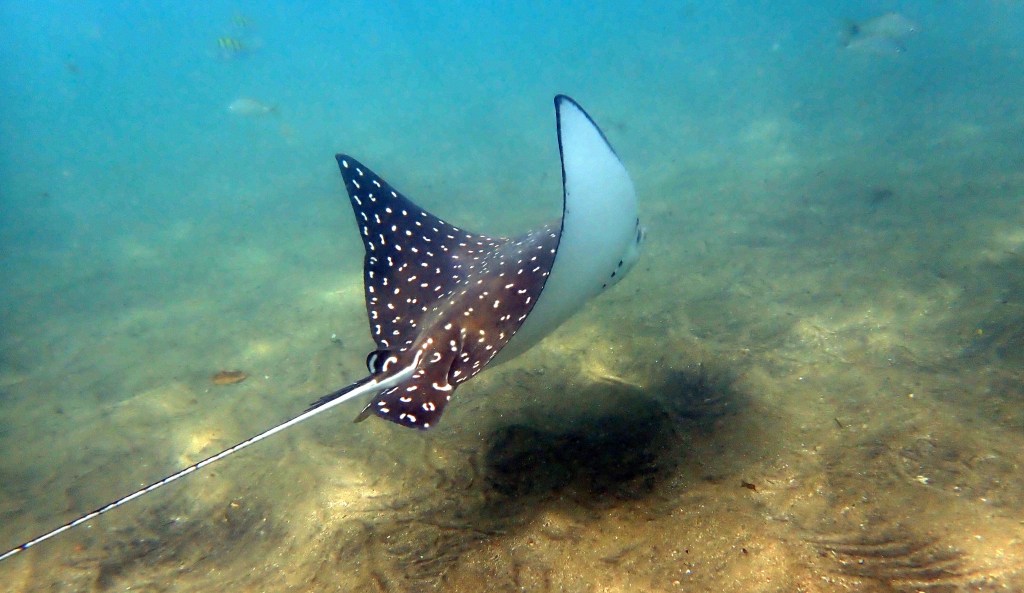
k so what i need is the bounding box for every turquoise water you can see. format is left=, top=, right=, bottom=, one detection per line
left=2, top=1, right=1023, bottom=591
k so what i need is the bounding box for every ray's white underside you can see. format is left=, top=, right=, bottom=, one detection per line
left=499, top=96, right=640, bottom=361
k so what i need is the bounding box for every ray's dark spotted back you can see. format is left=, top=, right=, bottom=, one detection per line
left=336, top=155, right=559, bottom=428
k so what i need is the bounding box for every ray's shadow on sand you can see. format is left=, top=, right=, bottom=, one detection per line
left=335, top=359, right=759, bottom=589
left=64, top=361, right=755, bottom=591
left=481, top=361, right=746, bottom=510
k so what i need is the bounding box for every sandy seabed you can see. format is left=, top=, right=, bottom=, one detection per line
left=1, top=130, right=1023, bottom=593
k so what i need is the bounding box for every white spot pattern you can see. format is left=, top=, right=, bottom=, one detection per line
left=337, top=155, right=559, bottom=429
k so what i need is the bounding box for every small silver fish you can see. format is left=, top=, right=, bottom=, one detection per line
left=849, top=13, right=918, bottom=39
left=842, top=12, right=918, bottom=54
left=227, top=98, right=276, bottom=116
left=844, top=35, right=906, bottom=56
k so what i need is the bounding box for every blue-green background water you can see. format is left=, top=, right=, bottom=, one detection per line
left=2, top=1, right=1024, bottom=591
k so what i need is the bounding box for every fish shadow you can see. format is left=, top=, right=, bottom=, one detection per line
left=481, top=362, right=746, bottom=511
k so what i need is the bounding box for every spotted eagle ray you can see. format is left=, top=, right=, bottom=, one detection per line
left=0, top=95, right=642, bottom=561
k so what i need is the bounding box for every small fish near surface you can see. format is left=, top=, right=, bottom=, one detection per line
left=227, top=97, right=277, bottom=117
left=216, top=15, right=263, bottom=59
left=230, top=13, right=254, bottom=30
left=217, top=36, right=249, bottom=58
left=0, top=95, right=644, bottom=561
left=841, top=12, right=919, bottom=55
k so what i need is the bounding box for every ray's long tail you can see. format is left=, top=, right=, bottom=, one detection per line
left=0, top=377, right=377, bottom=562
